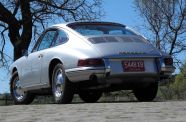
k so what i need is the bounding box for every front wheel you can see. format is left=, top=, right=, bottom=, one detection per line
left=133, top=82, right=158, bottom=102
left=52, top=64, right=74, bottom=104
left=79, top=91, right=102, bottom=103
left=10, top=71, right=35, bottom=105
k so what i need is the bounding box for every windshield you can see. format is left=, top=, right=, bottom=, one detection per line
left=68, top=24, right=137, bottom=36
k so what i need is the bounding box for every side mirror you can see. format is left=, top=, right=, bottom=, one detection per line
left=22, top=49, right=28, bottom=57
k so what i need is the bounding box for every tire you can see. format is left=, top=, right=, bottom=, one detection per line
left=79, top=91, right=102, bottom=103
left=133, top=82, right=158, bottom=102
left=52, top=64, right=74, bottom=104
left=10, top=71, right=35, bottom=105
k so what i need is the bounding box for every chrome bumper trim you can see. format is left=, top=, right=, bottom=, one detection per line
left=65, top=67, right=106, bottom=82
left=161, top=66, right=175, bottom=73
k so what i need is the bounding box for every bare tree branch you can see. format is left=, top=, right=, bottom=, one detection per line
left=0, top=0, right=103, bottom=65
left=134, top=0, right=186, bottom=59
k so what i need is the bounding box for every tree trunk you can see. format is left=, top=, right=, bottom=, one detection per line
left=9, top=0, right=33, bottom=61
left=14, top=47, right=23, bottom=61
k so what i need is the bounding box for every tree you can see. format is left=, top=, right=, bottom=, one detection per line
left=171, top=61, right=186, bottom=99
left=134, top=0, right=186, bottom=58
left=0, top=0, right=103, bottom=65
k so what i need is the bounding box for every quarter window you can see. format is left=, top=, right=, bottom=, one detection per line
left=37, top=30, right=56, bottom=51
left=52, top=30, right=68, bottom=46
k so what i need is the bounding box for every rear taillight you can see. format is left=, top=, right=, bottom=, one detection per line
left=164, top=57, right=173, bottom=65
left=78, top=58, right=104, bottom=67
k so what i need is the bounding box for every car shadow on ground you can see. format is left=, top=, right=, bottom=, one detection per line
left=5, top=100, right=165, bottom=106
left=70, top=99, right=165, bottom=105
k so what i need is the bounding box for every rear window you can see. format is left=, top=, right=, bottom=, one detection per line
left=68, top=23, right=136, bottom=36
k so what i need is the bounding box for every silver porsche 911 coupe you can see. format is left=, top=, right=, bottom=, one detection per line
left=10, top=21, right=175, bottom=104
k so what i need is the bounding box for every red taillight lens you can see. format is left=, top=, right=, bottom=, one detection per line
left=164, top=58, right=173, bottom=65
left=78, top=58, right=104, bottom=67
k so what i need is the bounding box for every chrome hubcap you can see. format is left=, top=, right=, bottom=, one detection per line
left=13, top=77, right=25, bottom=101
left=53, top=68, right=64, bottom=100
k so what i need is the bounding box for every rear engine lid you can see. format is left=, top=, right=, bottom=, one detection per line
left=87, top=35, right=162, bottom=58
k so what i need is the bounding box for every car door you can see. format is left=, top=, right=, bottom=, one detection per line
left=21, top=30, right=57, bottom=88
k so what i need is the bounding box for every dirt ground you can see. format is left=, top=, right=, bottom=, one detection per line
left=0, top=101, right=186, bottom=122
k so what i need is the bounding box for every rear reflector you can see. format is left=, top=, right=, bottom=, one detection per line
left=164, top=58, right=173, bottom=65
left=78, top=58, right=104, bottom=67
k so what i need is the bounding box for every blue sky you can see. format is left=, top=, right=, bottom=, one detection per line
left=103, top=0, right=144, bottom=29
left=0, top=0, right=185, bottom=93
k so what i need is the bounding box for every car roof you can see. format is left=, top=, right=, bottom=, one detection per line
left=52, top=21, right=126, bottom=28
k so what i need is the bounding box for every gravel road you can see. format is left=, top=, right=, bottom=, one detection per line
left=0, top=101, right=186, bottom=122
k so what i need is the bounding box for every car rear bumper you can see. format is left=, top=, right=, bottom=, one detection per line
left=66, top=67, right=174, bottom=83
left=66, top=60, right=175, bottom=83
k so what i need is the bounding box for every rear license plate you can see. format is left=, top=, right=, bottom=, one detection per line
left=122, top=60, right=145, bottom=72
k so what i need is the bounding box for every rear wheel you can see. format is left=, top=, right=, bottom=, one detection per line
left=52, top=64, right=74, bottom=104
left=133, top=82, right=158, bottom=102
left=10, top=71, right=35, bottom=105
left=79, top=91, right=102, bottom=103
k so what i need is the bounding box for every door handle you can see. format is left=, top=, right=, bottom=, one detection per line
left=38, top=54, right=43, bottom=58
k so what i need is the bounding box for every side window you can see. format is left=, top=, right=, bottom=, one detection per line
left=37, top=30, right=56, bottom=51
left=52, top=30, right=68, bottom=46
